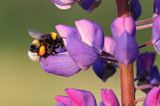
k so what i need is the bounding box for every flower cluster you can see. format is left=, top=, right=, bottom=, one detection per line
left=28, top=0, right=160, bottom=105
left=55, top=88, right=119, bottom=106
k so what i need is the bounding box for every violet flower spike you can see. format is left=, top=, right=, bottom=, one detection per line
left=55, top=88, right=119, bottom=106
left=40, top=19, right=105, bottom=77
left=143, top=87, right=160, bottom=106
left=50, top=0, right=102, bottom=12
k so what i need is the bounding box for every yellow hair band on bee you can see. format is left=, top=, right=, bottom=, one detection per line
left=51, top=32, right=57, bottom=40
left=32, top=39, right=40, bottom=47
left=39, top=45, right=46, bottom=56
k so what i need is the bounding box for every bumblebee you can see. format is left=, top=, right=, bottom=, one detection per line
left=28, top=31, right=65, bottom=61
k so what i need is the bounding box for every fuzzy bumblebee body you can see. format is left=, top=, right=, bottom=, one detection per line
left=28, top=31, right=65, bottom=61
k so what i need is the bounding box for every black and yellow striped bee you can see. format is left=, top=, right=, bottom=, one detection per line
left=28, top=31, right=65, bottom=61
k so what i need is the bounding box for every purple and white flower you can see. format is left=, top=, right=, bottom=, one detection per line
left=40, top=19, right=105, bottom=77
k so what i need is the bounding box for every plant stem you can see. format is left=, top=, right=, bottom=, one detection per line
left=136, top=84, right=153, bottom=90
left=116, top=0, right=131, bottom=16
left=120, top=64, right=135, bottom=106
left=136, top=83, right=160, bottom=90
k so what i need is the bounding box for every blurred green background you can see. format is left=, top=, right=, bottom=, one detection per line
left=0, top=0, right=158, bottom=106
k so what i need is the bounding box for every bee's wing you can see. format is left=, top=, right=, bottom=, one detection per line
left=28, top=31, right=44, bottom=40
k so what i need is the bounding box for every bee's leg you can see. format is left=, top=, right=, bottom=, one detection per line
left=45, top=58, right=48, bottom=65
left=42, top=57, right=48, bottom=66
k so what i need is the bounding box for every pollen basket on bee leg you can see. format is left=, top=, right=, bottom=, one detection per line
left=32, top=39, right=40, bottom=47
left=51, top=32, right=57, bottom=40
left=39, top=45, right=46, bottom=56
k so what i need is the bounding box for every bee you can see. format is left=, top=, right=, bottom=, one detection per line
left=28, top=31, right=65, bottom=61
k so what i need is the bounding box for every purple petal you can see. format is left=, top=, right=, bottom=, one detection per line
left=114, top=31, right=139, bottom=65
left=40, top=52, right=80, bottom=77
left=144, top=87, right=160, bottom=106
left=152, top=16, right=160, bottom=43
left=65, top=88, right=97, bottom=106
left=99, top=102, right=105, bottom=106
left=66, top=34, right=98, bottom=69
left=101, top=89, right=119, bottom=106
left=55, top=24, right=80, bottom=45
left=92, top=57, right=116, bottom=82
left=152, top=16, right=160, bottom=54
left=50, top=0, right=75, bottom=10
left=52, top=0, right=75, bottom=5
left=75, top=19, right=104, bottom=50
left=154, top=0, right=160, bottom=15
left=136, top=52, right=156, bottom=75
left=154, top=40, right=160, bottom=54
left=148, top=66, right=160, bottom=85
left=78, top=0, right=102, bottom=12
left=130, top=0, right=142, bottom=20
left=55, top=24, right=78, bottom=38
left=56, top=103, right=67, bottom=106
left=103, top=36, right=116, bottom=55
left=111, top=16, right=136, bottom=39
left=55, top=96, right=71, bottom=106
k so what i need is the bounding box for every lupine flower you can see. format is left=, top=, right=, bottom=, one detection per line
left=40, top=19, right=105, bottom=77
left=100, top=89, right=119, bottom=106
left=55, top=88, right=119, bottom=106
left=56, top=88, right=96, bottom=106
left=136, top=52, right=156, bottom=75
left=111, top=16, right=139, bottom=65
left=136, top=52, right=160, bottom=93
left=130, top=0, right=142, bottom=20
left=50, top=0, right=102, bottom=12
left=92, top=36, right=117, bottom=81
left=143, top=87, right=160, bottom=106
left=111, top=16, right=136, bottom=39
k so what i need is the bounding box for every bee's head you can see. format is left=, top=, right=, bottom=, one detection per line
left=28, top=39, right=46, bottom=61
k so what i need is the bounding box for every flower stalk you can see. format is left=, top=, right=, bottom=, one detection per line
left=138, top=41, right=153, bottom=49
left=134, top=97, right=145, bottom=103
left=136, top=18, right=154, bottom=25
left=116, top=0, right=131, bottom=16
left=120, top=64, right=135, bottom=106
